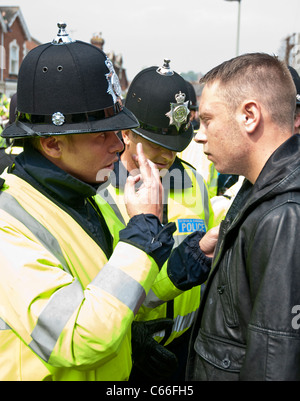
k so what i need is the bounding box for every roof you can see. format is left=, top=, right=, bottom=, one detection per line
left=0, top=6, right=31, bottom=41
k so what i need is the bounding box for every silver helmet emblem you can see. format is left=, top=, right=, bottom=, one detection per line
left=165, top=91, right=190, bottom=131
left=52, top=112, right=65, bottom=126
left=105, top=58, right=122, bottom=105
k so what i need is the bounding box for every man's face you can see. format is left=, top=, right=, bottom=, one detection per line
left=194, top=81, right=248, bottom=175
left=122, top=131, right=177, bottom=174
left=57, top=131, right=124, bottom=183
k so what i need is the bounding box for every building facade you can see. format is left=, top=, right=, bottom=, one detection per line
left=0, top=8, right=129, bottom=99
left=0, top=7, right=41, bottom=97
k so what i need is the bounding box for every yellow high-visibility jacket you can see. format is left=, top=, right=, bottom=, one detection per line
left=207, top=162, right=218, bottom=198
left=178, top=140, right=218, bottom=199
left=105, top=156, right=215, bottom=345
left=0, top=172, right=161, bottom=381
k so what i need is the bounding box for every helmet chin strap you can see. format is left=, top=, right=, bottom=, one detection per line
left=15, top=121, right=36, bottom=136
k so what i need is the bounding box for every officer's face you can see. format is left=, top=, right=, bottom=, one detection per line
left=122, top=130, right=177, bottom=175
left=43, top=131, right=124, bottom=184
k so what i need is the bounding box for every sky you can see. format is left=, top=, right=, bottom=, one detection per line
left=3, top=0, right=300, bottom=81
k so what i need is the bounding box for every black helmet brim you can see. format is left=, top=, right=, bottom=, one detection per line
left=132, top=123, right=193, bottom=153
left=2, top=107, right=139, bottom=139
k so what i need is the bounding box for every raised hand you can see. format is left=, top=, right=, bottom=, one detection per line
left=124, top=142, right=163, bottom=221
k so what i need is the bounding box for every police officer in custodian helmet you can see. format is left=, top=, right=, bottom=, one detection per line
left=107, top=59, right=216, bottom=381
left=0, top=23, right=178, bottom=381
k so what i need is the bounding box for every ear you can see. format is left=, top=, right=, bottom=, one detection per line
left=240, top=100, right=261, bottom=134
left=39, top=136, right=63, bottom=158
left=121, top=129, right=131, bottom=145
left=294, top=114, right=300, bottom=133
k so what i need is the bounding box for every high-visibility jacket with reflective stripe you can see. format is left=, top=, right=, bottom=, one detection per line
left=106, top=157, right=215, bottom=345
left=5, top=145, right=24, bottom=155
left=0, top=173, right=159, bottom=381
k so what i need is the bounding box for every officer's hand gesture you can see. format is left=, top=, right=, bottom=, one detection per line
left=124, top=142, right=163, bottom=221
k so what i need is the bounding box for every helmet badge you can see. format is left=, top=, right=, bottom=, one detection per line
left=52, top=111, right=65, bottom=126
left=105, top=58, right=122, bottom=105
left=165, top=91, right=190, bottom=131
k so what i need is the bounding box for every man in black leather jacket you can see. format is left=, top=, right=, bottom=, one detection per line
left=187, top=53, right=300, bottom=381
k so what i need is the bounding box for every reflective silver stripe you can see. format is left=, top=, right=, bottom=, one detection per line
left=97, top=189, right=126, bottom=226
left=173, top=233, right=188, bottom=248
left=0, top=190, right=83, bottom=361
left=153, top=310, right=198, bottom=338
left=0, top=191, right=70, bottom=274
left=173, top=310, right=197, bottom=332
left=29, top=279, right=84, bottom=362
left=0, top=317, right=11, bottom=330
left=92, top=262, right=145, bottom=315
left=190, top=169, right=210, bottom=229
left=143, top=288, right=166, bottom=309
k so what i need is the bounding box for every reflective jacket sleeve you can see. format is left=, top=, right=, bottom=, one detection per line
left=0, top=214, right=162, bottom=370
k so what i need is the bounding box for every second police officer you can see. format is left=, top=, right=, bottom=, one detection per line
left=105, top=59, right=217, bottom=380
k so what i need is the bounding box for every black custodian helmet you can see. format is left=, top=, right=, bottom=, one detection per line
left=288, top=66, right=300, bottom=106
left=2, top=23, right=139, bottom=139
left=125, top=59, right=194, bottom=152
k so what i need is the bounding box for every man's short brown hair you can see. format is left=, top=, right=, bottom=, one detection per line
left=200, top=53, right=296, bottom=130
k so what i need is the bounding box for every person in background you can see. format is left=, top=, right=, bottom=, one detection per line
left=0, top=93, right=22, bottom=173
left=288, top=65, right=300, bottom=133
left=0, top=23, right=177, bottom=381
left=185, top=80, right=200, bottom=131
left=0, top=92, right=9, bottom=136
left=105, top=59, right=217, bottom=380
left=187, top=53, right=300, bottom=381
left=0, top=92, right=11, bottom=172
